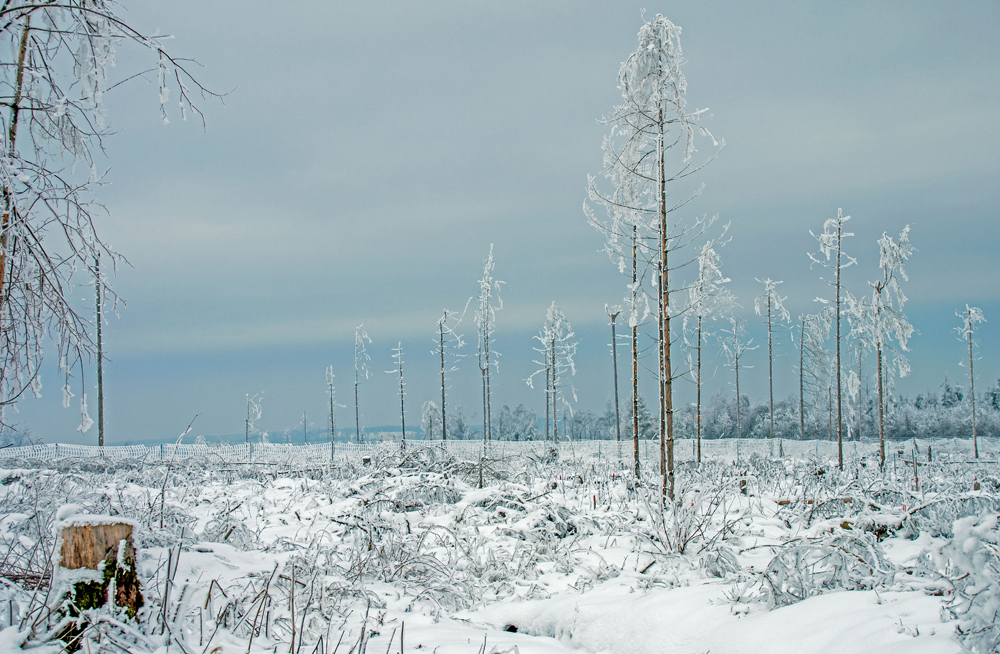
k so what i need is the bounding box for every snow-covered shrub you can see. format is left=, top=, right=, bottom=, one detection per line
left=936, top=513, right=1000, bottom=653
left=751, top=532, right=895, bottom=608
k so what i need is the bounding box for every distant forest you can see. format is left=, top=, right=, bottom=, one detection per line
left=424, top=376, right=1000, bottom=442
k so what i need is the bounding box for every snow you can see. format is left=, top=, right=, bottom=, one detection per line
left=0, top=438, right=995, bottom=653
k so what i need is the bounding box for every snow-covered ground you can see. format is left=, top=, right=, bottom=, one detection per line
left=0, top=438, right=997, bottom=653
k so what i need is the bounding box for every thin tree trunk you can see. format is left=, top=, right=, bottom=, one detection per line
left=835, top=219, right=843, bottom=470
left=858, top=346, right=863, bottom=443
left=799, top=317, right=805, bottom=441
left=245, top=396, right=250, bottom=444
left=397, top=344, right=405, bottom=447
left=658, top=255, right=666, bottom=490
left=95, top=255, right=104, bottom=447
left=302, top=411, right=307, bottom=443
left=545, top=344, right=551, bottom=441
left=610, top=311, right=622, bottom=458
left=877, top=342, right=885, bottom=468
left=767, top=294, right=774, bottom=442
left=696, top=313, right=703, bottom=464
left=0, top=18, right=30, bottom=307
left=657, top=106, right=674, bottom=503
left=440, top=317, right=447, bottom=441
left=631, top=226, right=640, bottom=478
left=551, top=335, right=558, bottom=441
left=480, top=361, right=487, bottom=442
left=355, top=374, right=361, bottom=444
left=485, top=337, right=492, bottom=442
left=735, top=324, right=741, bottom=446
left=969, top=317, right=977, bottom=458
left=329, top=383, right=336, bottom=458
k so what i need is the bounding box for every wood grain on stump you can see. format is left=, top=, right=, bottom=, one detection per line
left=59, top=522, right=143, bottom=616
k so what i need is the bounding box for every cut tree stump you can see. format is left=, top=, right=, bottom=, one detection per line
left=59, top=521, right=143, bottom=618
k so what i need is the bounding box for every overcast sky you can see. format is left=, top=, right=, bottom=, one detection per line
left=13, top=1, right=1000, bottom=444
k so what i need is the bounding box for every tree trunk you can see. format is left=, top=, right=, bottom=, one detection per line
left=835, top=218, right=843, bottom=470
left=0, top=19, right=31, bottom=307
left=551, top=335, right=558, bottom=442
left=858, top=346, right=863, bottom=443
left=631, top=226, right=640, bottom=478
left=877, top=342, right=885, bottom=468
left=440, top=318, right=448, bottom=441
left=969, top=318, right=977, bottom=458
left=799, top=317, right=805, bottom=441
left=96, top=256, right=104, bottom=448
left=696, top=314, right=703, bottom=464
left=610, top=311, right=622, bottom=458
left=768, top=294, right=774, bottom=442
left=355, top=376, right=361, bottom=444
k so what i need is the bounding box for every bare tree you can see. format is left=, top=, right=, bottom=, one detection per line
left=527, top=303, right=577, bottom=443
left=95, top=256, right=104, bottom=446
left=956, top=305, right=985, bottom=459
left=434, top=306, right=467, bottom=440
left=388, top=342, right=406, bottom=447
left=685, top=239, right=734, bottom=463
left=245, top=392, right=265, bottom=443
left=326, top=365, right=337, bottom=458
left=474, top=246, right=503, bottom=442
left=0, top=2, right=214, bottom=423
left=721, top=315, right=756, bottom=458
left=606, top=305, right=622, bottom=458
left=354, top=325, right=371, bottom=443
left=754, top=279, right=790, bottom=450
left=809, top=209, right=856, bottom=470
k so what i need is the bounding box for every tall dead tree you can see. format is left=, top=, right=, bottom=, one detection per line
left=586, top=15, right=721, bottom=498
left=95, top=256, right=105, bottom=447
left=809, top=210, right=856, bottom=470
left=528, top=303, right=577, bottom=443
left=326, top=366, right=337, bottom=458
left=956, top=305, right=984, bottom=459
left=354, top=325, right=371, bottom=444
left=434, top=308, right=466, bottom=440
left=388, top=342, right=407, bottom=447
left=607, top=305, right=622, bottom=458
left=475, top=247, right=503, bottom=442
left=755, top=279, right=790, bottom=449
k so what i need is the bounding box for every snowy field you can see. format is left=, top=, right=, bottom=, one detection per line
left=0, top=437, right=998, bottom=654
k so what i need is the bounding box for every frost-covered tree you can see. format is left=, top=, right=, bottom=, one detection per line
left=475, top=246, right=503, bottom=442
left=0, top=3, right=212, bottom=423
left=755, top=279, right=790, bottom=448
left=956, top=305, right=986, bottom=458
left=387, top=342, right=406, bottom=447
left=684, top=239, right=734, bottom=462
left=721, top=316, right=756, bottom=449
left=799, top=309, right=834, bottom=440
left=353, top=325, right=371, bottom=443
left=606, top=305, right=623, bottom=457
left=809, top=209, right=856, bottom=469
left=586, top=13, right=720, bottom=502
left=863, top=227, right=914, bottom=467
left=527, top=302, right=577, bottom=442
left=94, top=256, right=105, bottom=446
left=326, top=366, right=337, bottom=456
left=434, top=306, right=467, bottom=440
left=244, top=392, right=266, bottom=443
left=420, top=400, right=441, bottom=440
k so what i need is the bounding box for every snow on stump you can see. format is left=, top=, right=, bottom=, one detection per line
left=59, top=521, right=143, bottom=618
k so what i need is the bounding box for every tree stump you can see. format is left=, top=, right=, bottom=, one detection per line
left=59, top=521, right=143, bottom=618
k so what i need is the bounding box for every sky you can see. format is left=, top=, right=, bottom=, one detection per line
left=10, top=0, right=1000, bottom=444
